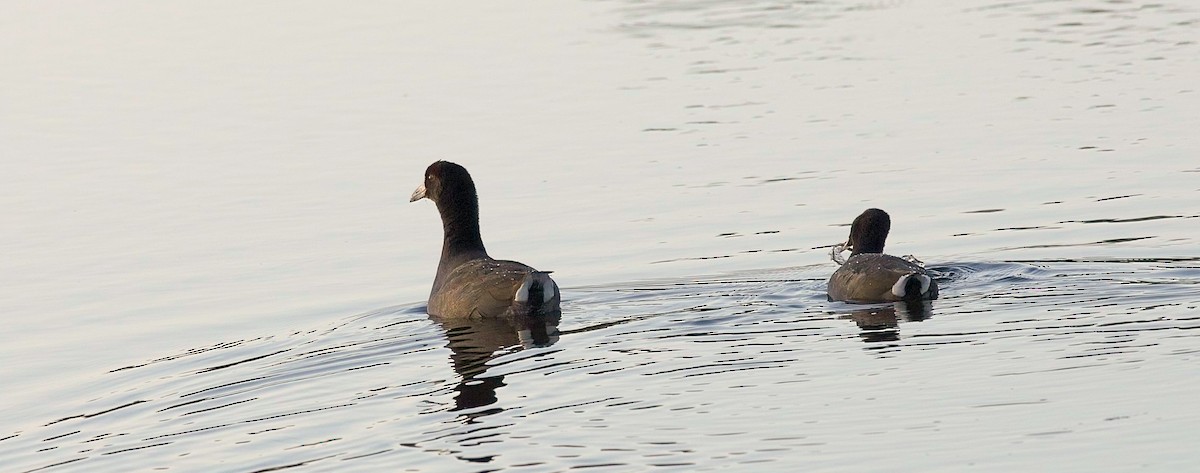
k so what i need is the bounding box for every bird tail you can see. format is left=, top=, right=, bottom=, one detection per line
left=891, top=273, right=932, bottom=301
left=514, top=271, right=560, bottom=346
left=514, top=271, right=558, bottom=316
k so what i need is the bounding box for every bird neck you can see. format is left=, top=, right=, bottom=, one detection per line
left=850, top=241, right=885, bottom=255
left=437, top=197, right=487, bottom=261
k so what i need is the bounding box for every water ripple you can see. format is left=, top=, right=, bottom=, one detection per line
left=9, top=259, right=1198, bottom=471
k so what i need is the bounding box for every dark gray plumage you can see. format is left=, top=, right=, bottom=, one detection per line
left=827, top=208, right=938, bottom=303
left=411, top=161, right=562, bottom=319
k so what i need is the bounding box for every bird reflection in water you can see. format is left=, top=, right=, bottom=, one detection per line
left=840, top=301, right=932, bottom=343
left=429, top=313, right=561, bottom=419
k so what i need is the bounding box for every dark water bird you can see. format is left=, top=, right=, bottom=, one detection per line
left=411, top=161, right=562, bottom=320
left=828, top=208, right=938, bottom=303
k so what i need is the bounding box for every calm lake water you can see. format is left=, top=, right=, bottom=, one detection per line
left=2, top=0, right=1198, bottom=471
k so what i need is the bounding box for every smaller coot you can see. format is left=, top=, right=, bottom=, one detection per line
left=827, top=208, right=938, bottom=303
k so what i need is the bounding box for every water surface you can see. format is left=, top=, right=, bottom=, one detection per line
left=3, top=260, right=1199, bottom=471
left=1, top=0, right=1197, bottom=471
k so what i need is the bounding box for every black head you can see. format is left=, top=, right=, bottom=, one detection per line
left=411, top=160, right=486, bottom=255
left=846, top=208, right=890, bottom=255
left=410, top=160, right=477, bottom=207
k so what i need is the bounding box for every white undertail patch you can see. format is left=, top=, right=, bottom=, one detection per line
left=515, top=272, right=557, bottom=303
left=891, top=273, right=932, bottom=298
left=542, top=276, right=558, bottom=303
left=515, top=276, right=532, bottom=302
left=890, top=275, right=909, bottom=298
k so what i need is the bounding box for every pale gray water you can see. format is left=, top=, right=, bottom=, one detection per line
left=1, top=0, right=1198, bottom=471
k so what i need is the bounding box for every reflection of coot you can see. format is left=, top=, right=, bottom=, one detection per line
left=842, top=301, right=932, bottom=344
left=454, top=376, right=506, bottom=418
left=896, top=300, right=932, bottom=322
left=431, top=316, right=561, bottom=414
